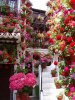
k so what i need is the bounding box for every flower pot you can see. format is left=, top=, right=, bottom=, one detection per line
left=55, top=83, right=61, bottom=89
left=16, top=94, right=30, bottom=100
left=51, top=73, right=57, bottom=77
left=57, top=95, right=63, bottom=100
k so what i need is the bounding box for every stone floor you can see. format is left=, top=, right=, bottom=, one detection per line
left=30, top=97, right=39, bottom=100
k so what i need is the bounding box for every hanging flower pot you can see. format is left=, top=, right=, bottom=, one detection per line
left=21, top=0, right=26, bottom=3
left=21, top=43, right=27, bottom=50
left=57, top=95, right=63, bottom=100
left=16, top=93, right=30, bottom=100
left=70, top=0, right=75, bottom=9
left=26, top=3, right=31, bottom=7
left=51, top=68, right=57, bottom=77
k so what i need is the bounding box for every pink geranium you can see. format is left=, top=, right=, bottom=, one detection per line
left=9, top=72, right=36, bottom=92
left=0, top=50, right=3, bottom=55
left=9, top=73, right=26, bottom=90
left=64, top=67, right=69, bottom=72
left=25, top=73, right=36, bottom=87
left=9, top=73, right=25, bottom=82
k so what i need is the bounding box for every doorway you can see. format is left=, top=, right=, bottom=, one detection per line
left=0, top=64, right=14, bottom=100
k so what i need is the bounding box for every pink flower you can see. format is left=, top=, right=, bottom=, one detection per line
left=68, top=20, right=75, bottom=27
left=9, top=73, right=25, bottom=82
left=9, top=72, right=36, bottom=91
left=25, top=73, right=36, bottom=87
left=70, top=87, right=75, bottom=92
left=9, top=73, right=26, bottom=90
left=64, top=67, right=69, bottom=72
left=0, top=50, right=3, bottom=55
left=72, top=96, right=75, bottom=100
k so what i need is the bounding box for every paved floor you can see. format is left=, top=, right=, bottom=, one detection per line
left=31, top=97, right=39, bottom=100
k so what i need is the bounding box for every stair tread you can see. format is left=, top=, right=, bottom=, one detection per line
left=43, top=88, right=64, bottom=95
left=43, top=95, right=69, bottom=100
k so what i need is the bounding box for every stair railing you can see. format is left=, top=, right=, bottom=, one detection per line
left=38, top=64, right=43, bottom=100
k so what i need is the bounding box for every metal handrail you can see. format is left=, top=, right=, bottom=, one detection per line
left=39, top=64, right=43, bottom=100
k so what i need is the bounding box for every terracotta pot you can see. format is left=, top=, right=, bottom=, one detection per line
left=16, top=94, right=30, bottom=100
left=57, top=95, right=63, bottom=100
left=51, top=73, right=56, bottom=77
left=55, top=83, right=61, bottom=89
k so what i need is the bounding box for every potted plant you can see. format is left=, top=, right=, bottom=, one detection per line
left=51, top=68, right=57, bottom=77
left=57, top=93, right=63, bottom=100
left=54, top=79, right=62, bottom=89
left=9, top=72, right=36, bottom=100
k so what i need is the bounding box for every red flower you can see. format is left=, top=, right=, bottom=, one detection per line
left=68, top=15, right=73, bottom=20
left=70, top=0, right=75, bottom=9
left=67, top=91, right=72, bottom=97
left=64, top=18, right=69, bottom=25
left=60, top=44, right=65, bottom=51
left=49, top=38, right=54, bottom=44
left=47, top=33, right=50, bottom=37
left=61, top=71, right=65, bottom=76
left=67, top=37, right=73, bottom=43
left=68, top=48, right=74, bottom=55
left=70, top=0, right=75, bottom=4
left=56, top=35, right=62, bottom=40
left=70, top=42, right=75, bottom=47
left=60, top=27, right=64, bottom=32
left=54, top=61, right=58, bottom=65
left=62, top=36, right=67, bottom=40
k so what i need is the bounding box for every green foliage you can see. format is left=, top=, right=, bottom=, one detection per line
left=16, top=66, right=28, bottom=74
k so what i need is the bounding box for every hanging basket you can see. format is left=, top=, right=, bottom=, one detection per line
left=16, top=93, right=30, bottom=100
left=21, top=0, right=26, bottom=3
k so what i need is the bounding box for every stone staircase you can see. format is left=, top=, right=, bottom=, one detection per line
left=41, top=63, right=69, bottom=100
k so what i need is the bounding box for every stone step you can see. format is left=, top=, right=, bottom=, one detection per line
left=42, top=83, right=56, bottom=89
left=42, top=72, right=51, bottom=78
left=43, top=95, right=69, bottom=100
left=43, top=88, right=64, bottom=96
left=42, top=77, right=59, bottom=83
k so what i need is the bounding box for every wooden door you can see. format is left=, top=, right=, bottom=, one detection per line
left=0, top=64, right=14, bottom=100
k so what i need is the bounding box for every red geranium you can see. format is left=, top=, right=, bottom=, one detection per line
left=47, top=33, right=51, bottom=37
left=67, top=37, right=73, bottom=43
left=68, top=48, right=74, bottom=55
left=60, top=44, right=66, bottom=51
left=49, top=38, right=54, bottom=44
left=62, top=36, right=67, bottom=40
left=70, top=0, right=75, bottom=4
left=60, top=27, right=64, bottom=32
left=56, top=35, right=62, bottom=40
left=70, top=0, right=75, bottom=9
left=70, top=42, right=75, bottom=47
left=54, top=61, right=58, bottom=65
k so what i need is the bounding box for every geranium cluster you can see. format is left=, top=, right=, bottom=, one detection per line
left=9, top=72, right=36, bottom=92
left=46, top=0, right=75, bottom=99
left=0, top=14, right=19, bottom=33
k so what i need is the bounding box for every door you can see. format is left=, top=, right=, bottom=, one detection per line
left=0, top=64, right=14, bottom=100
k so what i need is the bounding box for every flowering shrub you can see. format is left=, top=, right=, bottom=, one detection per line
left=9, top=72, right=36, bottom=94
